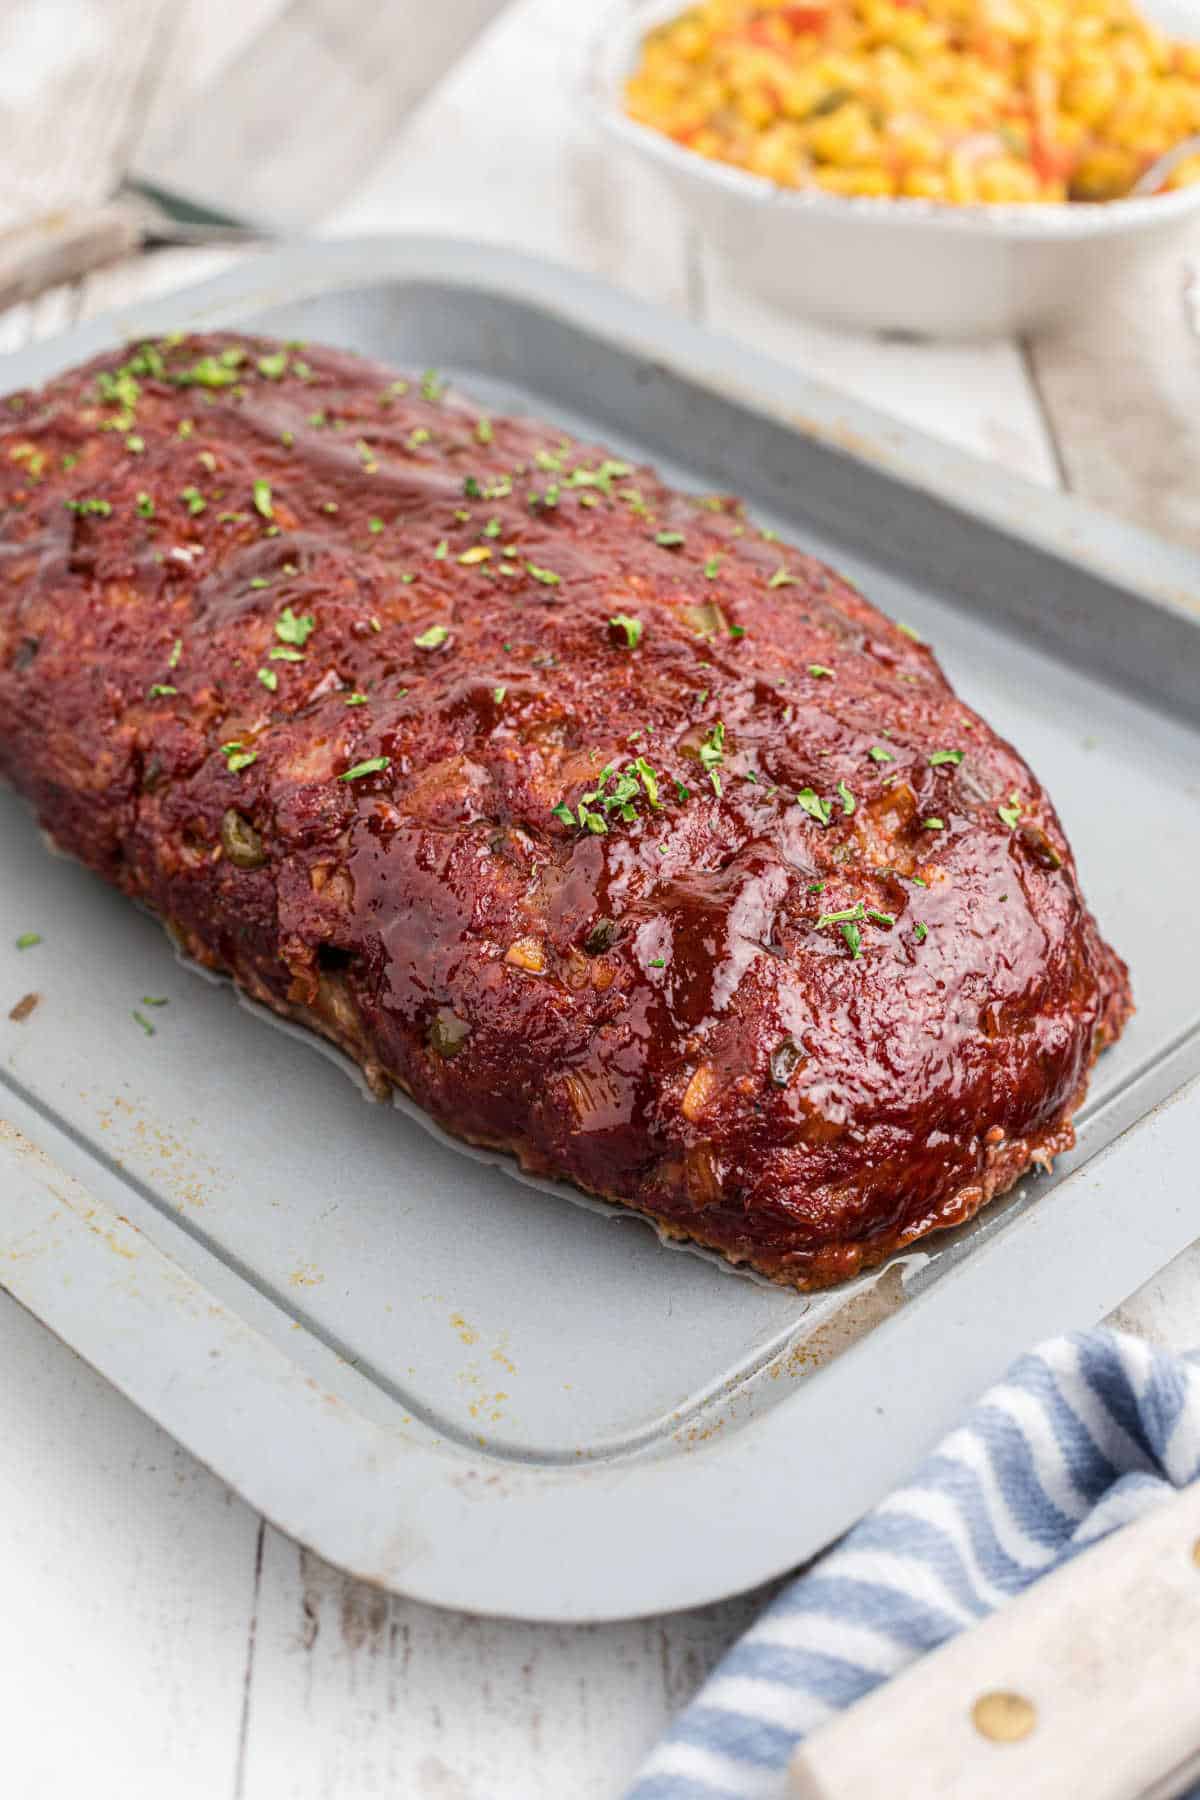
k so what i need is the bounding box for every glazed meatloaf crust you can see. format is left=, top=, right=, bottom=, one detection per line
left=0, top=333, right=1132, bottom=1288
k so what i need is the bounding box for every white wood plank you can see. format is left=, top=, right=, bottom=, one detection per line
left=1027, top=217, right=1200, bottom=548
left=336, top=0, right=692, bottom=312
left=239, top=1527, right=770, bottom=1800
left=0, top=1292, right=260, bottom=1800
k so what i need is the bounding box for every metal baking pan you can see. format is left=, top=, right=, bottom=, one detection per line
left=2, top=237, right=1198, bottom=1623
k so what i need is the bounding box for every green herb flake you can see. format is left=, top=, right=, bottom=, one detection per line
left=923, top=817, right=945, bottom=831
left=420, top=369, right=446, bottom=403
left=610, top=613, right=643, bottom=650
left=132, top=1009, right=156, bottom=1037
left=339, top=757, right=390, bottom=783
left=414, top=624, right=450, bottom=650
left=841, top=920, right=863, bottom=959
left=808, top=664, right=834, bottom=679
left=475, top=416, right=493, bottom=445
left=269, top=645, right=305, bottom=662
left=703, top=555, right=721, bottom=579
left=655, top=530, right=684, bottom=549
left=344, top=692, right=368, bottom=706
left=252, top=479, right=273, bottom=520
left=177, top=419, right=194, bottom=439
left=433, top=538, right=448, bottom=561
left=257, top=352, right=288, bottom=380
left=220, top=742, right=257, bottom=774
left=367, top=517, right=384, bottom=535
left=807, top=881, right=825, bottom=894
left=795, top=787, right=832, bottom=826
left=180, top=486, right=206, bottom=516
left=913, top=922, right=928, bottom=943
left=257, top=668, right=278, bottom=692
left=910, top=875, right=928, bottom=887
left=897, top=621, right=923, bottom=642
left=768, top=567, right=798, bottom=589
left=136, top=492, right=155, bottom=518
left=998, top=798, right=1022, bottom=829
left=249, top=577, right=270, bottom=590
left=125, top=434, right=145, bottom=455
left=837, top=780, right=856, bottom=816
left=493, top=686, right=506, bottom=704
left=141, top=995, right=169, bottom=1007
left=649, top=957, right=666, bottom=968
left=275, top=607, right=315, bottom=647
left=167, top=638, right=182, bottom=669
left=15, top=932, right=40, bottom=950
left=527, top=562, right=562, bottom=587
left=64, top=497, right=112, bottom=517
left=551, top=802, right=576, bottom=827
left=928, top=749, right=964, bottom=767
left=148, top=683, right=177, bottom=698
left=868, top=745, right=894, bottom=763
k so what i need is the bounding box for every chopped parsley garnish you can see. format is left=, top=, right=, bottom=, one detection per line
left=125, top=434, right=145, bottom=455
left=896, top=621, right=923, bottom=641
left=837, top=780, right=855, bottom=815
left=15, top=932, right=40, bottom=950
left=168, top=638, right=182, bottom=668
left=257, top=668, right=278, bottom=692
left=345, top=692, right=367, bottom=705
left=197, top=451, right=217, bottom=473
left=808, top=664, right=834, bottom=679
left=180, top=486, right=206, bottom=516
left=913, top=922, right=928, bottom=943
left=610, top=613, right=643, bottom=650
left=674, top=779, right=691, bottom=803
left=649, top=957, right=666, bottom=968
left=257, top=352, right=288, bottom=380
left=249, top=577, right=270, bottom=590
left=458, top=545, right=491, bottom=565
left=816, top=902, right=865, bottom=928
left=795, top=787, right=832, bottom=825
left=910, top=875, right=928, bottom=887
left=414, top=624, right=450, bottom=650
left=64, top=497, right=112, bottom=516
left=728, top=624, right=746, bottom=640
left=703, top=555, right=721, bottom=579
left=463, top=476, right=483, bottom=498
left=527, top=563, right=561, bottom=586
left=275, top=607, right=315, bottom=647
left=368, top=517, right=384, bottom=534
left=269, top=646, right=305, bottom=662
left=928, top=749, right=963, bottom=767
left=475, top=417, right=493, bottom=445
left=136, top=492, right=155, bottom=518
left=555, top=754, right=665, bottom=833
left=998, top=796, right=1022, bottom=828
left=493, top=686, right=506, bottom=704
left=220, top=742, right=257, bottom=773
left=923, top=817, right=945, bottom=830
left=170, top=352, right=242, bottom=389
left=768, top=567, right=798, bottom=588
left=420, top=369, right=446, bottom=402
left=655, top=530, right=684, bottom=549
left=132, top=1010, right=156, bottom=1037
left=339, top=757, right=390, bottom=782
left=698, top=721, right=725, bottom=795
left=482, top=517, right=501, bottom=538
left=807, top=881, right=825, bottom=894
left=551, top=802, right=576, bottom=826
left=433, top=538, right=448, bottom=560
left=565, top=458, right=630, bottom=496
left=140, top=995, right=168, bottom=1007
left=148, top=683, right=177, bottom=698
left=868, top=745, right=894, bottom=763
left=841, top=920, right=863, bottom=959
left=252, top=479, right=273, bottom=520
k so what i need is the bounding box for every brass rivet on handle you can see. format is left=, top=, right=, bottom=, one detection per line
left=972, top=1691, right=1037, bottom=1743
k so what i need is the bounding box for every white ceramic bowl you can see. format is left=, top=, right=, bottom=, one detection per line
left=585, top=0, right=1200, bottom=337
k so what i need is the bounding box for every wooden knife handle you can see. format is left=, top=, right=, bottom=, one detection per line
left=790, top=1478, right=1200, bottom=1800
left=0, top=204, right=143, bottom=313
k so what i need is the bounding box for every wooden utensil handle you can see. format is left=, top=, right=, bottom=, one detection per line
left=790, top=1478, right=1200, bottom=1800
left=0, top=205, right=142, bottom=312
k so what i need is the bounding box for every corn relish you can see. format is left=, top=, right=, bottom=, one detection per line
left=624, top=0, right=1200, bottom=202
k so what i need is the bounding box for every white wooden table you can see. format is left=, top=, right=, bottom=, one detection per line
left=2, top=4, right=1199, bottom=1795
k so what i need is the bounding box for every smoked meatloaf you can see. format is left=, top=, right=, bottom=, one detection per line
left=0, top=333, right=1132, bottom=1288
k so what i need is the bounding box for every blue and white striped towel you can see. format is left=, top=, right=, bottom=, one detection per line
left=628, top=1328, right=1200, bottom=1800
